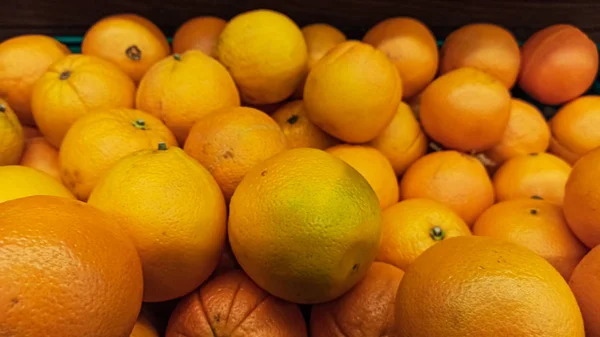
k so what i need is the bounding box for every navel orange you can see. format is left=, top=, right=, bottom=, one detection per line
left=172, top=16, right=227, bottom=56
left=0, top=165, right=74, bottom=203
left=0, top=99, right=24, bottom=165
left=271, top=100, right=338, bottom=149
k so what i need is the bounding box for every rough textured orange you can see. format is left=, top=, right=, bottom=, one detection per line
left=569, top=246, right=600, bottom=337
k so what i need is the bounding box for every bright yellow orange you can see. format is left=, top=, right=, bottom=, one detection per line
left=0, top=165, right=74, bottom=203
left=0, top=99, right=24, bottom=165
left=569, top=246, right=600, bottom=337
left=271, top=100, right=338, bottom=149
left=20, top=137, right=61, bottom=181
left=172, top=16, right=227, bottom=57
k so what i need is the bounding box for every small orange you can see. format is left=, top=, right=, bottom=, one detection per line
left=82, top=14, right=171, bottom=82
left=0, top=165, right=74, bottom=203
left=172, top=16, right=227, bottom=56
left=326, top=144, right=399, bottom=209
left=492, top=153, right=571, bottom=204
left=400, top=150, right=495, bottom=225
left=363, top=17, right=439, bottom=98
left=473, top=197, right=588, bottom=279
left=20, top=137, right=60, bottom=181
left=419, top=67, right=511, bottom=152
left=271, top=100, right=338, bottom=149
left=569, top=246, right=600, bottom=337
left=0, top=99, right=24, bottom=165
left=130, top=314, right=159, bottom=337
left=368, top=101, right=428, bottom=175
left=0, top=35, right=70, bottom=125
left=22, top=125, right=42, bottom=140
left=377, top=198, right=471, bottom=270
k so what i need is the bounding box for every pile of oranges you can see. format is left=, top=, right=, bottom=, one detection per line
left=2, top=8, right=600, bottom=337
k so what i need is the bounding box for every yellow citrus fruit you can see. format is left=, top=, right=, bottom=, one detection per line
left=271, top=100, right=338, bottom=149
left=0, top=165, right=74, bottom=203
left=0, top=99, right=24, bottom=165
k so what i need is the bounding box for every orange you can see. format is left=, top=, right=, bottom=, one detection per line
left=0, top=165, right=74, bottom=203
left=310, top=262, right=404, bottom=337
left=59, top=108, right=177, bottom=200
left=271, top=100, right=338, bottom=149
left=419, top=67, right=511, bottom=152
left=183, top=106, right=288, bottom=200
left=130, top=313, right=159, bottom=337
left=0, top=35, right=70, bottom=125
left=484, top=98, right=551, bottom=165
left=217, top=9, right=308, bottom=104
left=20, top=137, right=61, bottom=181
left=326, top=144, right=399, bottom=209
left=136, top=51, right=241, bottom=143
left=22, top=125, right=42, bottom=140
left=440, top=23, right=520, bottom=88
left=368, top=101, right=428, bottom=175
left=564, top=147, right=600, bottom=248
left=473, top=197, right=588, bottom=279
left=31, top=54, right=136, bottom=148
left=570, top=246, right=600, bottom=337
left=228, top=148, right=382, bottom=304
left=377, top=198, right=471, bottom=270
left=0, top=99, right=24, bottom=165
left=88, top=144, right=227, bottom=302
left=304, top=41, right=402, bottom=143
left=0, top=196, right=143, bottom=337
left=519, top=24, right=598, bottom=105
left=166, top=270, right=308, bottom=337
left=400, top=150, right=495, bottom=225
left=493, top=153, right=571, bottom=204
left=549, top=95, right=600, bottom=164
left=82, top=14, right=170, bottom=82
left=172, top=16, right=227, bottom=57
left=363, top=17, right=438, bottom=98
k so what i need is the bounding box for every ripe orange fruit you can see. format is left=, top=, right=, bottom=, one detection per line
left=0, top=165, right=74, bottom=203
left=217, top=9, right=308, bottom=104
left=82, top=14, right=170, bottom=82
left=183, top=106, right=288, bottom=199
left=0, top=35, right=70, bottom=126
left=493, top=153, right=571, bottom=204
left=304, top=41, right=402, bottom=143
left=271, top=100, right=338, bottom=149
left=395, top=236, right=585, bottom=337
left=570, top=246, right=600, bottom=337
left=20, top=137, right=60, bottom=181
left=420, top=67, right=511, bottom=152
left=31, top=54, right=136, bottom=148
left=59, top=108, right=177, bottom=200
left=326, top=144, right=399, bottom=209
left=520, top=24, right=598, bottom=105
left=473, top=197, right=588, bottom=279
left=0, top=99, right=24, bottom=165
left=130, top=314, right=159, bottom=337
left=484, top=98, right=551, bottom=165
left=0, top=196, right=144, bottom=337
left=22, top=125, right=42, bottom=140
left=310, top=262, right=404, bottom=337
left=228, top=148, right=382, bottom=304
left=88, top=144, right=227, bottom=302
left=368, top=101, right=428, bottom=175
left=400, top=150, right=495, bottom=225
left=440, top=23, right=520, bottom=88
left=166, top=270, right=308, bottom=337
left=172, top=16, right=227, bottom=56
left=377, top=198, right=471, bottom=270
left=363, top=17, right=438, bottom=98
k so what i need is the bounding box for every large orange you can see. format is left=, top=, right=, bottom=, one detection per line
left=570, top=246, right=600, bottom=337
left=326, top=144, right=399, bottom=209
left=183, top=106, right=288, bottom=199
left=88, top=144, right=227, bottom=302
left=493, top=153, right=571, bottom=204
left=228, top=148, right=382, bottom=304
left=166, top=270, right=308, bottom=337
left=377, top=198, right=471, bottom=270
left=0, top=99, right=24, bottom=165
left=395, top=236, right=585, bottom=337
left=271, top=100, right=338, bottom=149
left=473, top=197, right=588, bottom=279
left=172, top=16, right=227, bottom=56
left=363, top=17, right=438, bottom=98
left=368, top=101, right=428, bottom=175
left=59, top=108, right=177, bottom=200
left=400, top=150, right=495, bottom=225
left=0, top=35, right=70, bottom=125
left=31, top=54, right=136, bottom=148
left=82, top=14, right=171, bottom=82
left=136, top=51, right=241, bottom=143
left=0, top=165, right=74, bottom=203
left=310, top=262, right=404, bottom=337
left=440, top=23, right=520, bottom=88
left=19, top=137, right=60, bottom=181
left=419, top=67, right=511, bottom=152
left=0, top=196, right=144, bottom=337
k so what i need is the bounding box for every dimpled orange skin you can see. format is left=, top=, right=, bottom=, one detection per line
left=473, top=198, right=588, bottom=280
left=82, top=14, right=171, bottom=82
left=172, top=16, right=227, bottom=57
left=400, top=150, right=495, bottom=226
left=0, top=35, right=71, bottom=126
left=493, top=153, right=571, bottom=205
left=304, top=41, right=402, bottom=143
left=0, top=99, right=24, bottom=165
left=31, top=54, right=136, bottom=148
left=0, top=196, right=144, bottom=337
left=136, top=51, right=241, bottom=144
left=363, top=17, right=439, bottom=98
left=395, top=236, right=585, bottom=337
left=569, top=246, right=600, bottom=337
left=310, top=262, right=404, bottom=337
